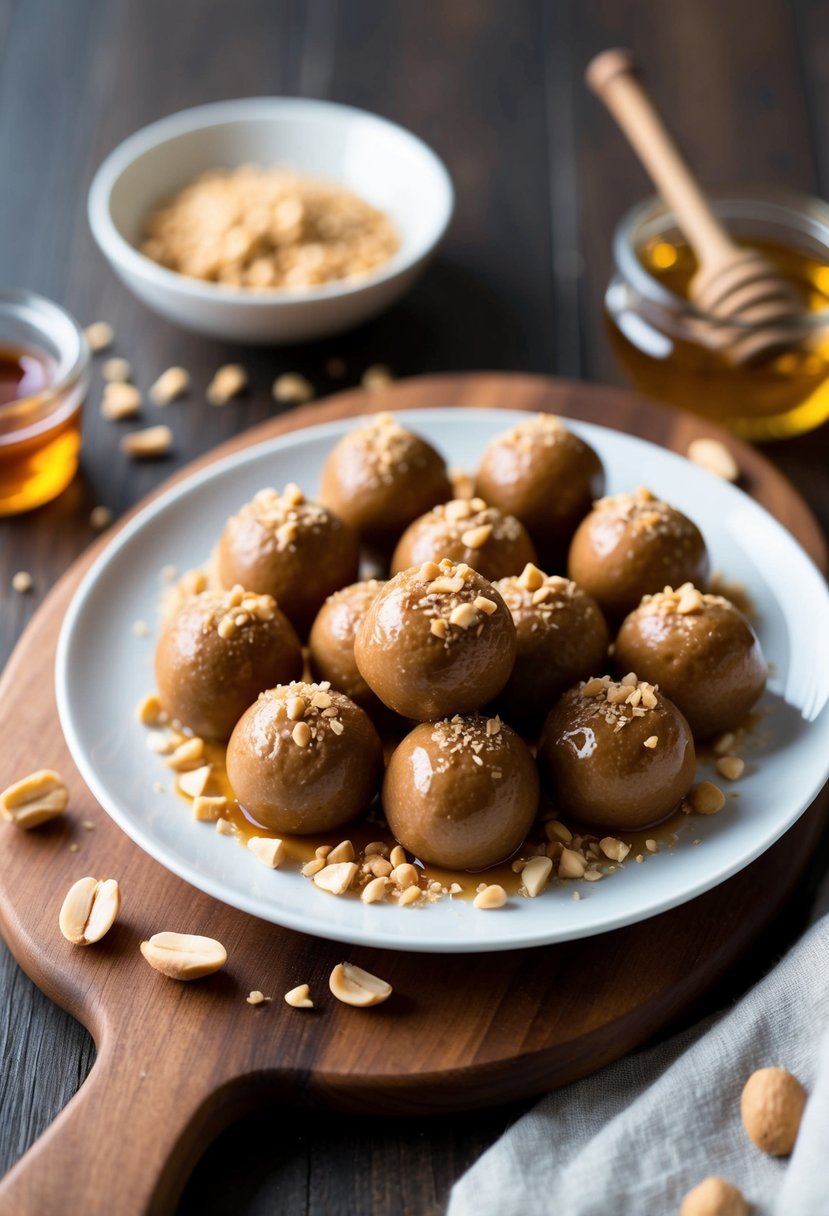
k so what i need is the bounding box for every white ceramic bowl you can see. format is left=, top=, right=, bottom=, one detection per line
left=88, top=98, right=454, bottom=344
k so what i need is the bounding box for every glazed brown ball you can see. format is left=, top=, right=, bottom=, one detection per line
left=567, top=487, right=709, bottom=621
left=383, top=715, right=539, bottom=870
left=539, top=674, right=696, bottom=830
left=354, top=559, right=517, bottom=721
left=216, top=483, right=359, bottom=637
left=476, top=413, right=605, bottom=568
left=493, top=565, right=610, bottom=726
left=226, top=682, right=383, bottom=834
left=614, top=584, right=767, bottom=739
left=320, top=413, right=452, bottom=546
left=308, top=579, right=385, bottom=711
left=154, top=588, right=303, bottom=741
left=391, top=497, right=536, bottom=582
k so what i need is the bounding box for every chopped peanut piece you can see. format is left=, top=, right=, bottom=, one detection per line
left=716, top=756, right=745, bottom=781
left=120, top=425, right=173, bottom=459
left=461, top=524, right=493, bottom=549
left=558, top=848, right=587, bottom=879
left=59, top=877, right=120, bottom=945
left=11, top=571, right=32, bottom=593
left=101, top=382, right=142, bottom=420
left=177, top=765, right=214, bottom=798
left=687, top=437, right=739, bottom=483
left=135, top=693, right=165, bottom=726
left=600, top=837, right=631, bottom=863
left=292, top=721, right=311, bottom=748
left=473, top=884, right=507, bottom=909
left=361, top=876, right=388, bottom=904
left=521, top=855, right=553, bottom=898
left=140, top=932, right=226, bottom=980
left=192, top=795, right=228, bottom=823
left=1, top=769, right=68, bottom=828
left=165, top=737, right=205, bottom=771
left=247, top=836, right=285, bottom=868
left=149, top=367, right=189, bottom=405
left=207, top=363, right=247, bottom=405
left=329, top=962, right=392, bottom=1007
left=102, top=356, right=132, bottom=382
left=689, top=781, right=727, bottom=815
left=284, top=984, right=313, bottom=1009
left=84, top=321, right=113, bottom=353
left=89, top=505, right=114, bottom=531
left=327, top=839, right=355, bottom=864
left=273, top=373, right=313, bottom=404
left=313, top=862, right=358, bottom=895
left=361, top=364, right=394, bottom=391
left=246, top=990, right=272, bottom=1006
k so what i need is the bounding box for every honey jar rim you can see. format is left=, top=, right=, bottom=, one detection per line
left=612, top=186, right=829, bottom=330
left=0, top=288, right=89, bottom=416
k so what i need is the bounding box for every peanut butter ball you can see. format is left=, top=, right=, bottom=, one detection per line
left=567, top=487, right=709, bottom=621
left=320, top=413, right=452, bottom=546
left=216, top=483, right=359, bottom=637
left=476, top=413, right=605, bottom=567
left=354, top=559, right=517, bottom=721
left=391, top=497, right=536, bottom=582
left=493, top=565, right=610, bottom=726
left=383, top=715, right=539, bottom=869
left=308, top=579, right=385, bottom=710
left=614, top=584, right=767, bottom=739
left=226, top=682, right=383, bottom=834
left=539, top=674, right=696, bottom=830
left=154, top=588, right=303, bottom=741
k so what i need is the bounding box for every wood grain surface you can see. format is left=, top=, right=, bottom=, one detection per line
left=0, top=373, right=825, bottom=1216
left=1, top=2, right=828, bottom=1213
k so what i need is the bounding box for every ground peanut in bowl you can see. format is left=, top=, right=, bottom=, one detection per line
left=140, top=165, right=400, bottom=290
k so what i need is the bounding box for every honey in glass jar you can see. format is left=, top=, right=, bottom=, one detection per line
left=605, top=191, right=829, bottom=440
left=0, top=290, right=89, bottom=514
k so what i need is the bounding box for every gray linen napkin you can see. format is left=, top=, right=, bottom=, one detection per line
left=449, top=878, right=829, bottom=1215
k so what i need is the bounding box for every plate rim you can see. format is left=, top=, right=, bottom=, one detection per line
left=55, top=406, right=829, bottom=953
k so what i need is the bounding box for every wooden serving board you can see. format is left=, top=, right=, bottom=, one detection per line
left=0, top=373, right=825, bottom=1216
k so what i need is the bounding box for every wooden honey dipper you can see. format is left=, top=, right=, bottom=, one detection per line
left=586, top=49, right=807, bottom=366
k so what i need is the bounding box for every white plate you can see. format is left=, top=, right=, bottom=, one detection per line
left=55, top=409, right=829, bottom=953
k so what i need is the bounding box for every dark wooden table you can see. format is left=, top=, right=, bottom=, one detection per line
left=1, top=1, right=828, bottom=1211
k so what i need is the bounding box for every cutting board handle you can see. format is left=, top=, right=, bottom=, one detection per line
left=0, top=1032, right=263, bottom=1216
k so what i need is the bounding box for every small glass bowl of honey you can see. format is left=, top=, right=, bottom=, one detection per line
left=0, top=289, right=89, bottom=515
left=605, top=190, right=829, bottom=440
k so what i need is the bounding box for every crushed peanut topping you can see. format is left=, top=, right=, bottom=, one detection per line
left=230, top=484, right=332, bottom=551
left=497, top=412, right=568, bottom=451
left=335, top=413, right=436, bottom=491
left=428, top=714, right=506, bottom=778
left=576, top=673, right=659, bottom=732
left=498, top=566, right=584, bottom=631
left=258, top=681, right=346, bottom=748
left=187, top=587, right=278, bottom=641
left=413, top=498, right=526, bottom=555
left=590, top=486, right=691, bottom=541
left=636, top=582, right=734, bottom=617
left=405, top=558, right=499, bottom=647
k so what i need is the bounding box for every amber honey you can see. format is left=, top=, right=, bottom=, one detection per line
left=0, top=344, right=84, bottom=514
left=182, top=739, right=702, bottom=902
left=605, top=192, right=829, bottom=440
left=0, top=291, right=89, bottom=515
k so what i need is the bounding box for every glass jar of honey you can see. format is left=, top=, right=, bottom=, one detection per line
left=0, top=289, right=89, bottom=515
left=605, top=190, right=829, bottom=440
